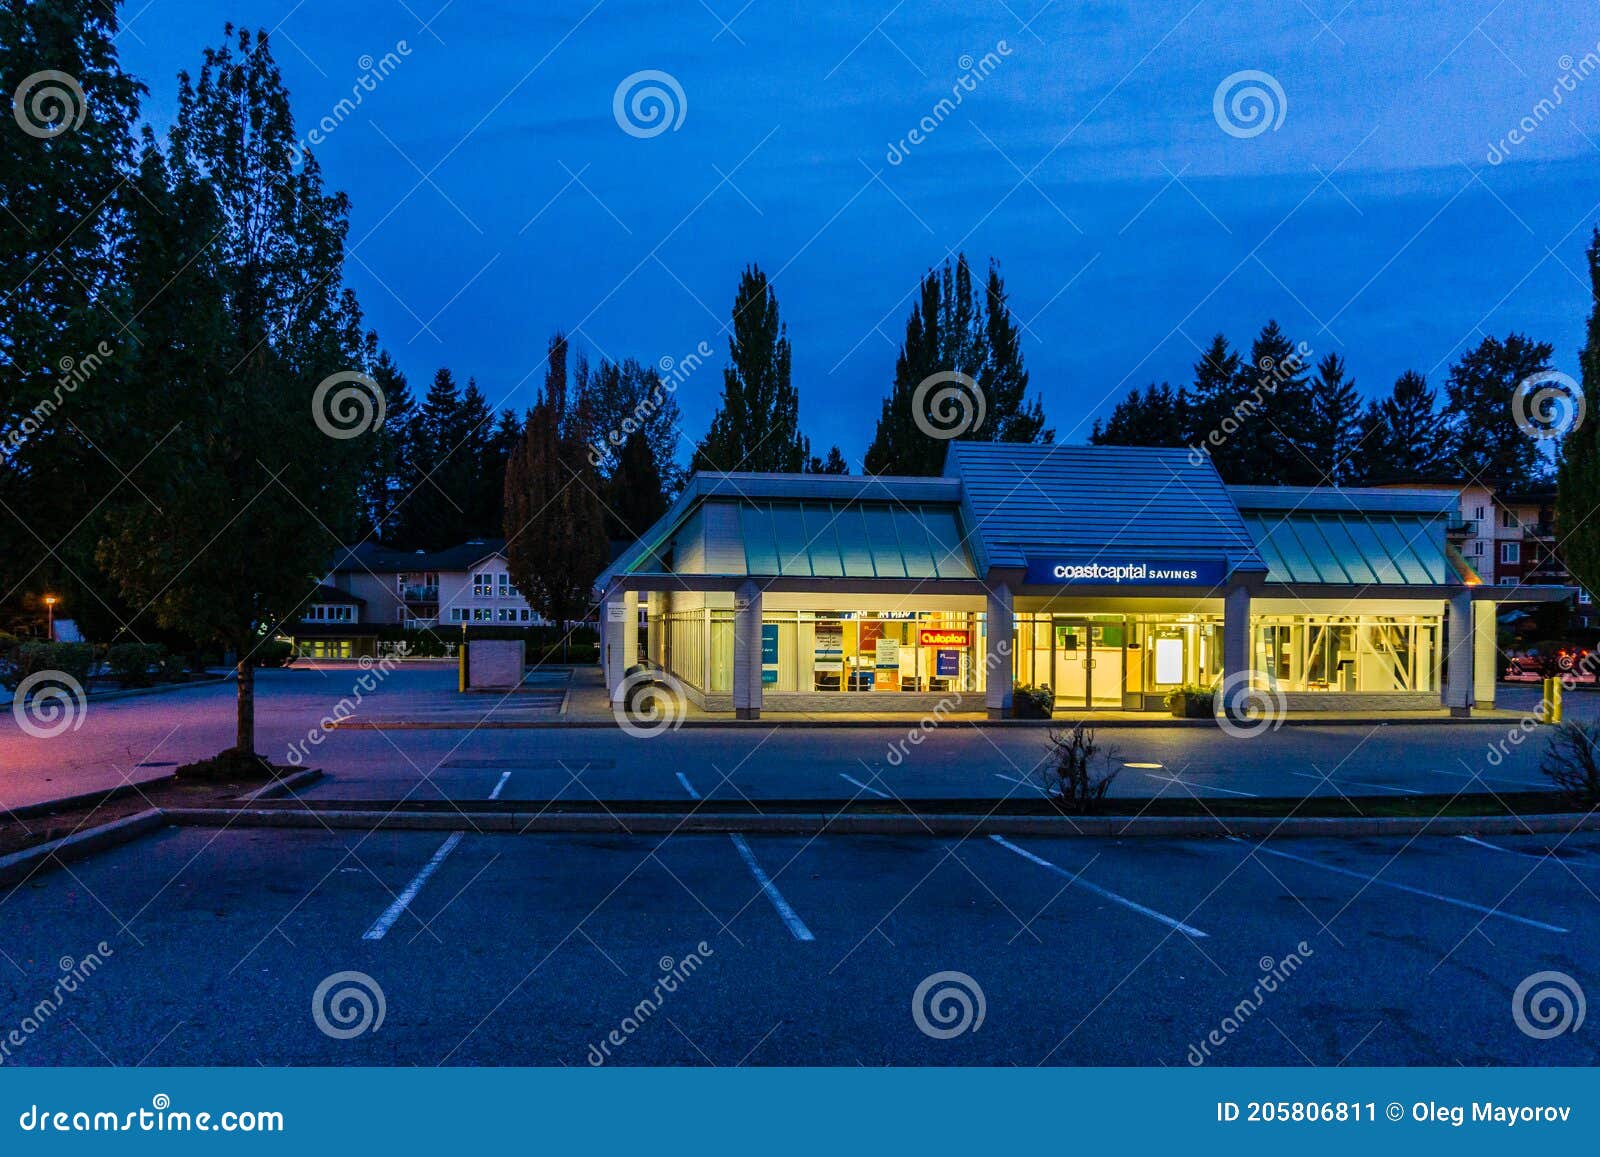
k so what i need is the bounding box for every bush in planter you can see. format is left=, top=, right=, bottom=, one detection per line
left=107, top=642, right=168, bottom=687
left=1013, top=683, right=1054, bottom=719
left=252, top=640, right=295, bottom=668
left=1165, top=683, right=1215, bottom=718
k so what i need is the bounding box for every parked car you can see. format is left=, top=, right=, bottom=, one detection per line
left=1503, top=647, right=1598, bottom=683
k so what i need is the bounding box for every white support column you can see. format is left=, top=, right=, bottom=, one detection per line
left=1222, top=584, right=1252, bottom=719
left=604, top=589, right=627, bottom=706
left=1444, top=590, right=1475, bottom=717
left=984, top=585, right=1015, bottom=720
left=621, top=589, right=639, bottom=673
left=733, top=580, right=762, bottom=719
left=646, top=591, right=665, bottom=667
left=1472, top=599, right=1497, bottom=709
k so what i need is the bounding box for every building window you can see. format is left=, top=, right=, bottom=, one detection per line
left=520, top=609, right=531, bottom=622
left=1501, top=509, right=1517, bottom=528
left=1501, top=542, right=1520, bottom=564
left=1252, top=614, right=1440, bottom=694
left=1472, top=541, right=1484, bottom=556
left=1581, top=590, right=1593, bottom=605
left=498, top=573, right=509, bottom=597
left=1499, top=577, right=1517, bottom=586
left=1473, top=505, right=1485, bottom=521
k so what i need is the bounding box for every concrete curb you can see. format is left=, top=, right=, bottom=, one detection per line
left=331, top=713, right=1523, bottom=731
left=0, top=809, right=167, bottom=889
left=81, top=675, right=231, bottom=703
left=5, top=776, right=175, bottom=822
left=158, top=806, right=1600, bottom=839
left=233, top=767, right=325, bottom=803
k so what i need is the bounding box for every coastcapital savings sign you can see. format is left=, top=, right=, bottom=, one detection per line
left=1024, top=557, right=1226, bottom=586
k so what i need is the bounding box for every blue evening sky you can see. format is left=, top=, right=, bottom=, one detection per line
left=118, top=1, right=1600, bottom=467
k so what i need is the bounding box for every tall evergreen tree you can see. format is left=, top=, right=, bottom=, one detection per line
left=692, top=265, right=807, bottom=473
left=0, top=0, right=142, bottom=615
left=1557, top=229, right=1600, bottom=603
left=97, top=26, right=368, bottom=762
left=864, top=254, right=1050, bottom=475
left=1090, top=383, right=1187, bottom=447
left=1357, top=370, right=1448, bottom=483
left=1184, top=333, right=1242, bottom=470
left=503, top=333, right=607, bottom=623
left=577, top=355, right=684, bottom=494
left=606, top=429, right=668, bottom=542
left=1306, top=352, right=1364, bottom=485
left=807, top=445, right=849, bottom=474
left=357, top=348, right=415, bottom=538
left=1445, top=333, right=1554, bottom=487
left=1236, top=321, right=1316, bottom=484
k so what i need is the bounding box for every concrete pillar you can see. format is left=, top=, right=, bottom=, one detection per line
left=1444, top=590, right=1475, bottom=716
left=1472, top=599, right=1497, bottom=709
left=646, top=591, right=666, bottom=667
left=984, top=585, right=1015, bottom=720
left=603, top=589, right=626, bottom=705
left=733, top=580, right=762, bottom=719
left=621, top=589, right=639, bottom=672
left=1221, top=585, right=1252, bottom=718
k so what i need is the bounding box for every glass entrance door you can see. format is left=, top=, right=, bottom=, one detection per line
left=1051, top=616, right=1125, bottom=709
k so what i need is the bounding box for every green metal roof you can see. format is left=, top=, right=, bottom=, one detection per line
left=735, top=500, right=973, bottom=579
left=1242, top=512, right=1449, bottom=585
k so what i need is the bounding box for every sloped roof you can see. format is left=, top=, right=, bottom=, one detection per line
left=944, top=442, right=1266, bottom=576
left=1229, top=486, right=1458, bottom=586
left=329, top=539, right=507, bottom=575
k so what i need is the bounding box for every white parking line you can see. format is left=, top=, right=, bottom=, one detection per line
left=1427, top=767, right=1548, bottom=790
left=840, top=773, right=889, bottom=799
left=1289, top=771, right=1419, bottom=796
left=1145, top=772, right=1258, bottom=798
left=1233, top=840, right=1569, bottom=933
left=995, top=772, right=1045, bottom=793
left=362, top=832, right=465, bottom=942
left=489, top=771, right=511, bottom=800
left=989, top=835, right=1209, bottom=939
left=678, top=773, right=815, bottom=942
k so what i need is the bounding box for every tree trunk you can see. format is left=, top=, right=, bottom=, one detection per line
left=236, top=659, right=255, bottom=755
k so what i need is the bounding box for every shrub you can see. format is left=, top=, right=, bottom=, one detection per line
left=161, top=652, right=192, bottom=681
left=5, top=640, right=95, bottom=689
left=1541, top=721, right=1600, bottom=806
left=252, top=640, right=295, bottom=668
left=1013, top=683, right=1054, bottom=719
left=107, top=642, right=168, bottom=687
left=1037, top=721, right=1121, bottom=813
left=1165, top=683, right=1215, bottom=718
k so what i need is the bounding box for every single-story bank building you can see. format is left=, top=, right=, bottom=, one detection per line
left=595, top=443, right=1564, bottom=719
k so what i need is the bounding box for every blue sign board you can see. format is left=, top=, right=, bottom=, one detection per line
left=1023, top=556, right=1227, bottom=586
left=936, top=649, right=961, bottom=677
left=761, top=624, right=779, bottom=684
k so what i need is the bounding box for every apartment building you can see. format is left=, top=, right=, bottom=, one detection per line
left=289, top=538, right=547, bottom=657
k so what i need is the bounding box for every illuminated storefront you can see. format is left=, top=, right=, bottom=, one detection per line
left=596, top=444, right=1565, bottom=718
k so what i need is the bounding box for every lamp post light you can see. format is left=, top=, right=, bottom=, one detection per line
left=43, top=595, right=57, bottom=640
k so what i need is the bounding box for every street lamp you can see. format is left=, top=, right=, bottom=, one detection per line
left=43, top=594, right=57, bottom=640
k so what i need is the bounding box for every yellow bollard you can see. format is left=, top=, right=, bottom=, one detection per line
left=1543, top=675, right=1563, bottom=724
left=459, top=643, right=468, bottom=693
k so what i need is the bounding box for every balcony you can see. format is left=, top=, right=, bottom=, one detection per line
left=1446, top=518, right=1476, bottom=539
left=401, top=584, right=439, bottom=602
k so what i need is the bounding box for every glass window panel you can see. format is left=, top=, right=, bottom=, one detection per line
left=834, top=505, right=876, bottom=577
left=863, top=506, right=907, bottom=577
left=740, top=502, right=779, bottom=575
left=769, top=504, right=813, bottom=577
left=895, top=508, right=937, bottom=578
left=801, top=503, right=844, bottom=577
